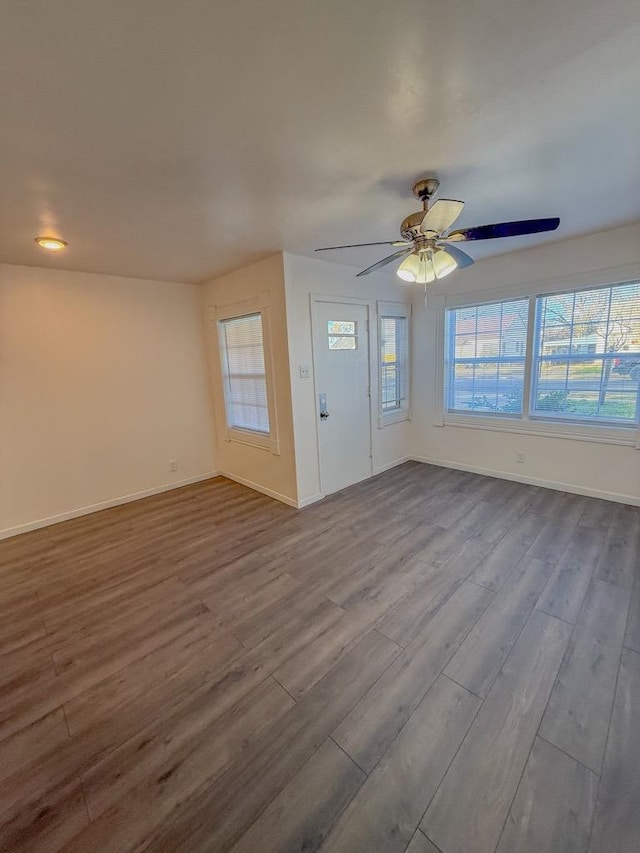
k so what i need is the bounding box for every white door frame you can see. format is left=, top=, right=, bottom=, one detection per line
left=310, top=293, right=376, bottom=497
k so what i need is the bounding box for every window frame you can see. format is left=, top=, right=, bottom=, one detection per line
left=529, top=285, right=640, bottom=428
left=437, top=271, right=640, bottom=448
left=444, top=296, right=530, bottom=420
left=213, top=293, right=279, bottom=454
left=378, top=301, right=412, bottom=428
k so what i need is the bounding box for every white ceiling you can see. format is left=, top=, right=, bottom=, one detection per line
left=1, top=0, right=639, bottom=284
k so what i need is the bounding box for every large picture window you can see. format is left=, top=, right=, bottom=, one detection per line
left=444, top=280, right=640, bottom=431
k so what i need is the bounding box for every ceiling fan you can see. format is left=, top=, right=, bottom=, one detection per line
left=315, top=178, right=560, bottom=286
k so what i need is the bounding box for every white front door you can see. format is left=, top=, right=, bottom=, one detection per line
left=313, top=300, right=372, bottom=495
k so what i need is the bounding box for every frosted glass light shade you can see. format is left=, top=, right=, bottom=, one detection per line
left=433, top=248, right=458, bottom=279
left=416, top=254, right=436, bottom=284
left=397, top=253, right=420, bottom=282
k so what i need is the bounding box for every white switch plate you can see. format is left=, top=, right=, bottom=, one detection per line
left=299, top=364, right=311, bottom=379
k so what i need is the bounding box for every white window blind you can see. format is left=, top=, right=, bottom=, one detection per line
left=219, top=313, right=270, bottom=434
left=446, top=298, right=529, bottom=415
left=380, top=316, right=409, bottom=412
left=531, top=282, right=640, bottom=424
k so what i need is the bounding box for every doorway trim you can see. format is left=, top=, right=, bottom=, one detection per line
left=310, top=293, right=376, bottom=497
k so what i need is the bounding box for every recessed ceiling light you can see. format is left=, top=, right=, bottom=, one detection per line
left=35, top=236, right=68, bottom=251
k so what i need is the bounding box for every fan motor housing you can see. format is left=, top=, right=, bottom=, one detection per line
left=400, top=211, right=427, bottom=241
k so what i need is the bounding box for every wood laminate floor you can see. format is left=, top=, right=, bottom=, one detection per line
left=1, top=462, right=639, bottom=853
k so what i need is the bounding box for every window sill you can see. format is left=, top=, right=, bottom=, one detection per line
left=442, top=413, right=639, bottom=447
left=225, top=427, right=280, bottom=455
left=379, top=408, right=411, bottom=428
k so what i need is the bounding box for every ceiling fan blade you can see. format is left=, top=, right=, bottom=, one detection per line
left=356, top=248, right=412, bottom=277
left=421, top=200, right=465, bottom=235
left=446, top=217, right=560, bottom=242
left=437, top=243, right=475, bottom=269
left=315, top=240, right=410, bottom=252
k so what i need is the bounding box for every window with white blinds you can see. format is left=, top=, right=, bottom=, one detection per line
left=444, top=279, right=640, bottom=430
left=378, top=302, right=411, bottom=425
left=380, top=317, right=408, bottom=410
left=446, top=298, right=529, bottom=415
left=532, top=282, right=640, bottom=424
left=219, top=313, right=270, bottom=434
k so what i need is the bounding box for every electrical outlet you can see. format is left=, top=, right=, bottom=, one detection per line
left=299, top=364, right=311, bottom=379
left=516, top=451, right=526, bottom=464
left=169, top=460, right=178, bottom=472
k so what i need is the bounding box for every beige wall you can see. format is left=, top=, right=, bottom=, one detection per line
left=201, top=254, right=298, bottom=505
left=284, top=252, right=413, bottom=504
left=412, top=223, right=640, bottom=504
left=0, top=264, right=217, bottom=537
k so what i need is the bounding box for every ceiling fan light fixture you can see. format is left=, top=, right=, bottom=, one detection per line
left=397, top=252, right=420, bottom=282
left=415, top=251, right=436, bottom=284
left=315, top=177, right=560, bottom=285
left=432, top=248, right=458, bottom=279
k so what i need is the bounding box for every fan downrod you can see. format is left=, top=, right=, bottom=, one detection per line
left=412, top=178, right=440, bottom=205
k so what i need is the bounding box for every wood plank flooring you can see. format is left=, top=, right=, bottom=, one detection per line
left=1, top=462, right=639, bottom=853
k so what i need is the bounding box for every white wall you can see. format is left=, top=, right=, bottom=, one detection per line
left=412, top=223, right=640, bottom=504
left=0, top=264, right=217, bottom=537
left=283, top=252, right=413, bottom=504
left=201, top=254, right=298, bottom=505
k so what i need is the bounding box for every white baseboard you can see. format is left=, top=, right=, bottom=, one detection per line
left=373, top=456, right=411, bottom=476
left=411, top=455, right=640, bottom=507
left=295, top=458, right=410, bottom=508
left=218, top=471, right=299, bottom=508
left=15, top=453, right=624, bottom=542
left=0, top=472, right=220, bottom=541
left=297, top=492, right=324, bottom=509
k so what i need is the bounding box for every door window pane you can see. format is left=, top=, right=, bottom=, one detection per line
left=328, top=320, right=357, bottom=350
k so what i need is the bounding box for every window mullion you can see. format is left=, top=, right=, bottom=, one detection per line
left=445, top=308, right=454, bottom=413
left=565, top=292, right=576, bottom=413
left=522, top=296, right=537, bottom=420
left=596, top=288, right=614, bottom=418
